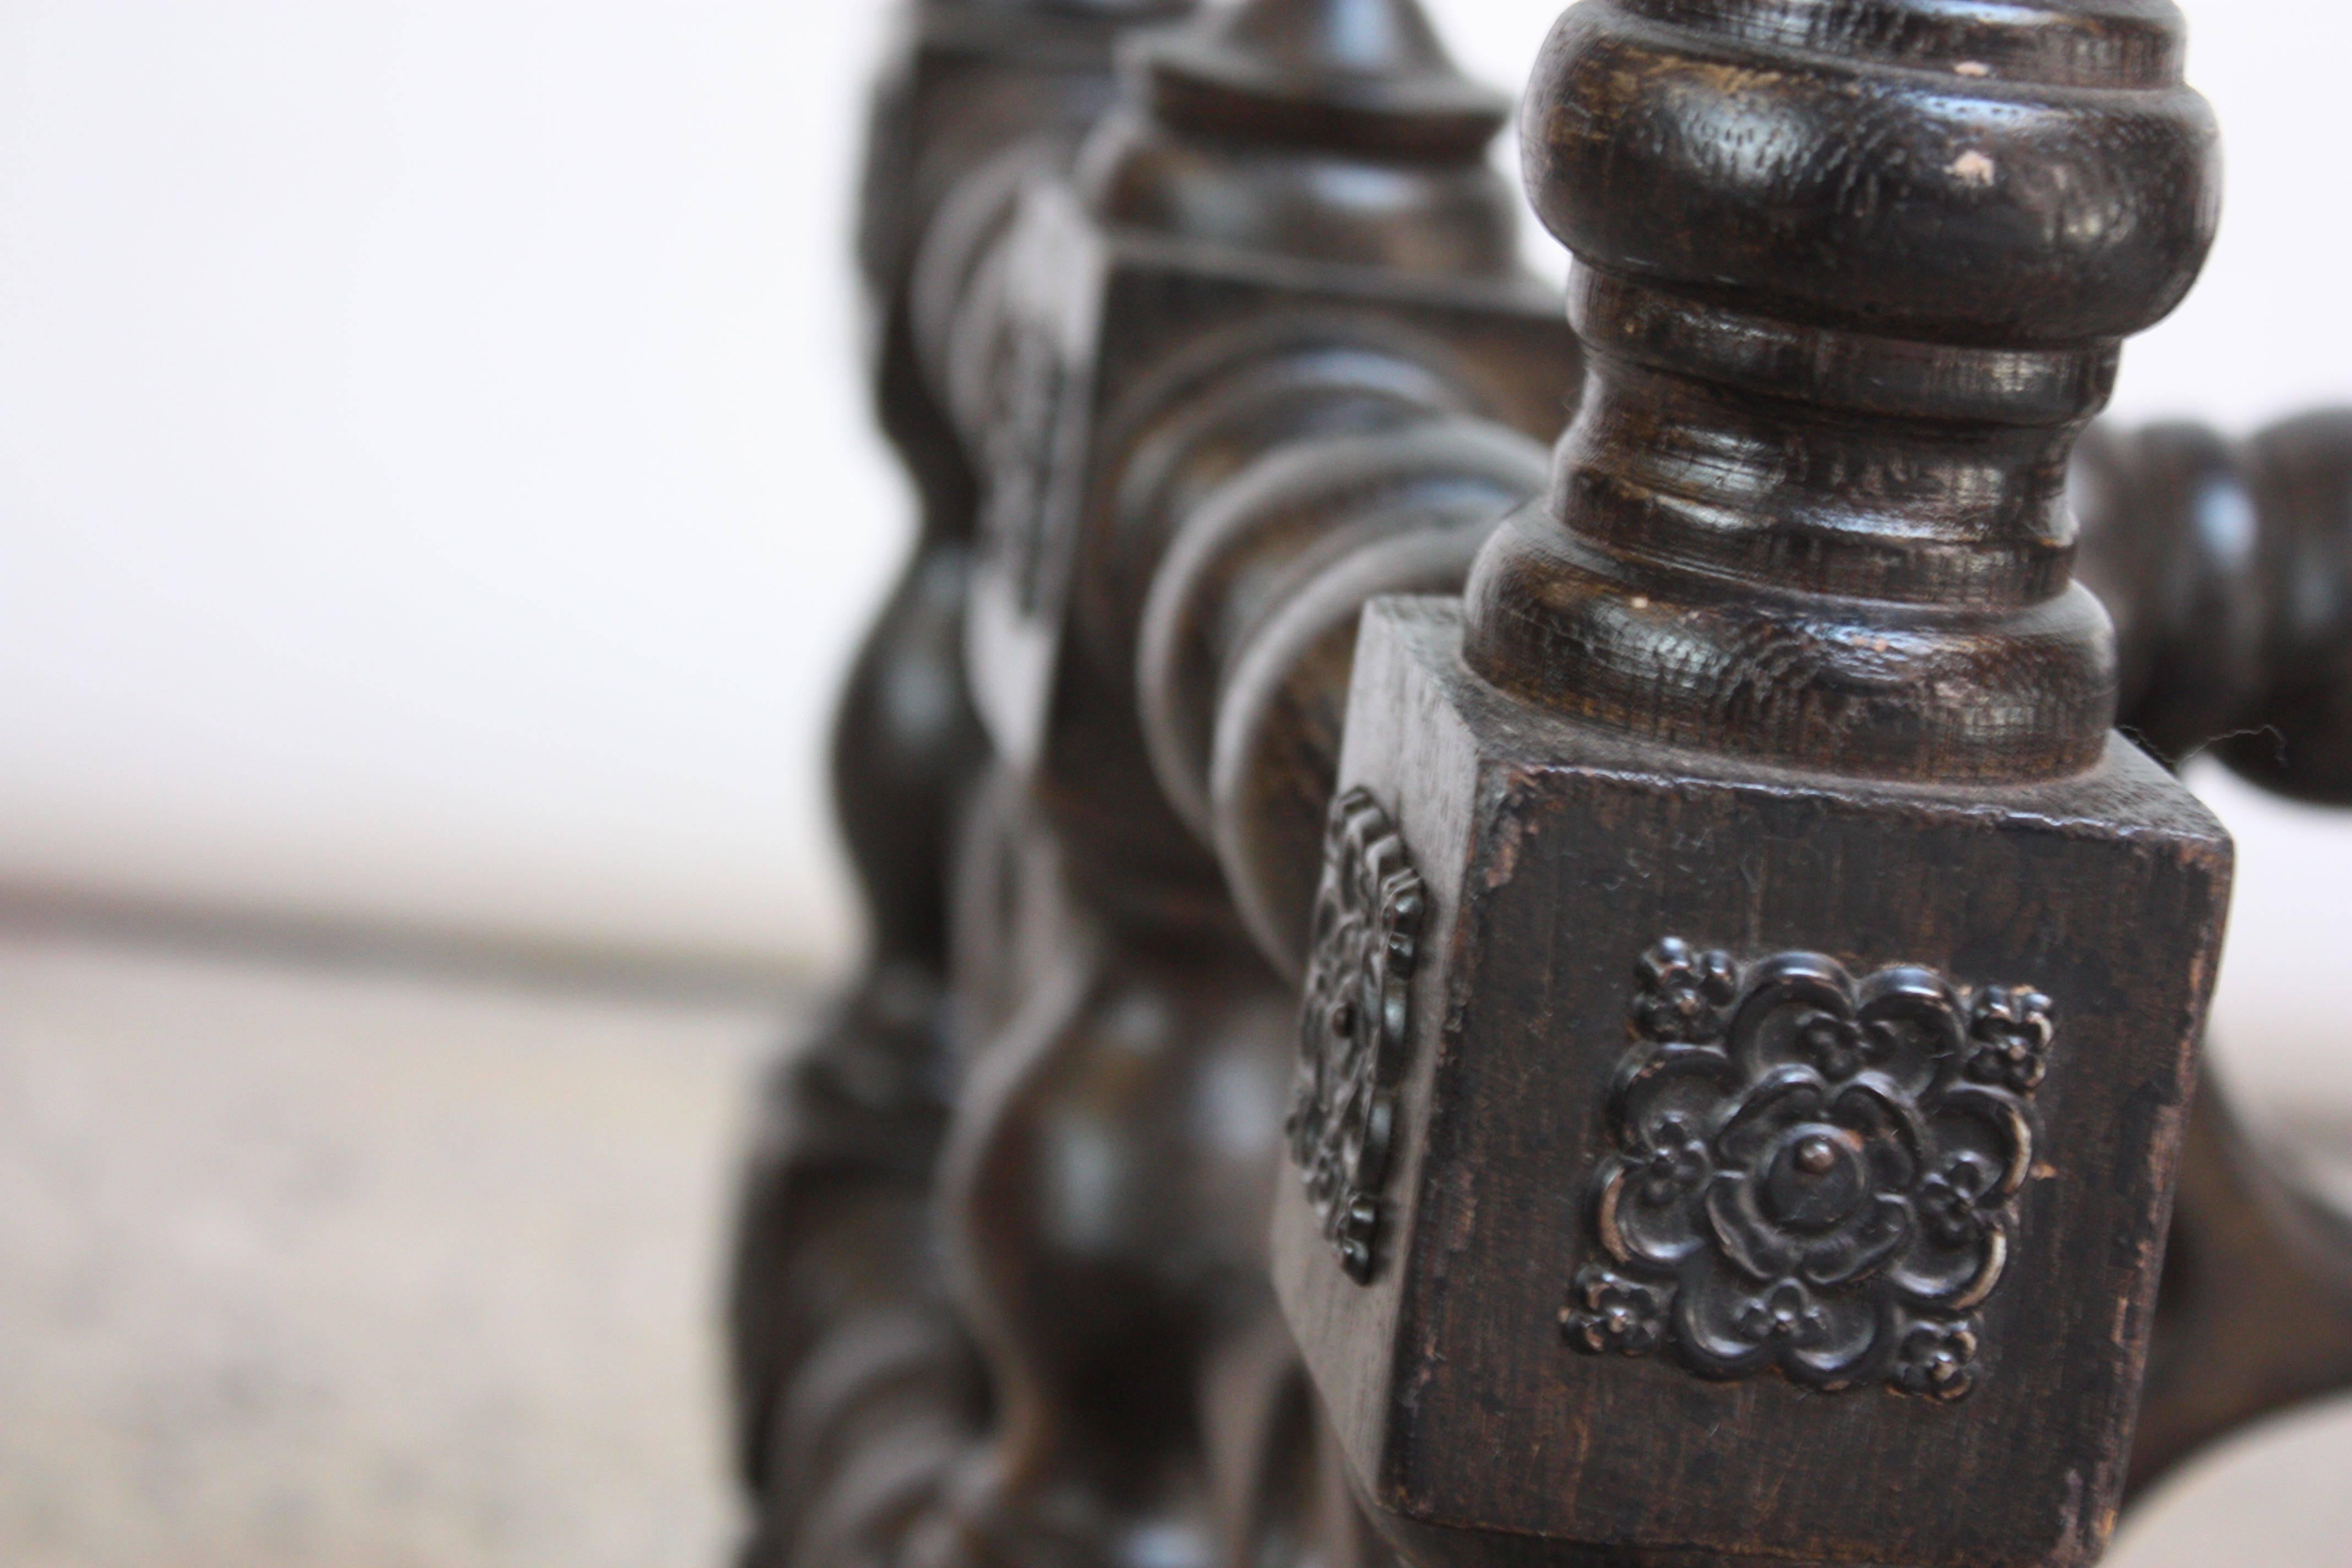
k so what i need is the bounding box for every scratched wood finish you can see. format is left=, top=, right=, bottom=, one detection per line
left=726, top=3, right=2352, bottom=1568
left=1276, top=5, right=2232, bottom=1568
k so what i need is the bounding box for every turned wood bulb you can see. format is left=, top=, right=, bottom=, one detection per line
left=1080, top=0, right=1520, bottom=273
left=2077, top=409, right=2352, bottom=796
left=1523, top=0, right=2215, bottom=345
left=1466, top=0, right=2222, bottom=782
left=1141, top=0, right=1506, bottom=155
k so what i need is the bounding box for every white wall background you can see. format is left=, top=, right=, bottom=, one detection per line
left=0, top=1, right=905, bottom=976
left=2, top=0, right=2350, bottom=1096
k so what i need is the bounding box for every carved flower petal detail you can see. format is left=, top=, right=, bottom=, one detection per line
left=1894, top=1318, right=1983, bottom=1402
left=1562, top=1265, right=1673, bottom=1355
left=1600, top=1156, right=1706, bottom=1270
left=1735, top=1280, right=1828, bottom=1348
left=1635, top=939, right=1740, bottom=1043
left=1893, top=1218, right=2009, bottom=1312
left=1782, top=1282, right=1885, bottom=1388
left=1670, top=1260, right=1777, bottom=1379
left=1801, top=1192, right=1912, bottom=1288
left=1613, top=1043, right=1742, bottom=1152
left=1706, top=1173, right=1795, bottom=1282
left=1934, top=1084, right=2036, bottom=1199
left=1569, top=939, right=2050, bottom=1401
left=1832, top=1077, right=1926, bottom=1193
left=1915, top=1153, right=2001, bottom=1247
left=1713, top=1065, right=1827, bottom=1168
left=1967, top=986, right=2054, bottom=1093
left=1856, top=966, right=1967, bottom=1098
left=1601, top=1124, right=1715, bottom=1272
left=1724, top=955, right=1855, bottom=1079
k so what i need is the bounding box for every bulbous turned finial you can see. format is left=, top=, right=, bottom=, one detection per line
left=1466, top=0, right=2221, bottom=782
left=1141, top=0, right=1505, bottom=155
left=2076, top=410, right=2352, bottom=796
left=1078, top=0, right=1521, bottom=274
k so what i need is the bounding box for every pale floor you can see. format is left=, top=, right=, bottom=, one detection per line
left=0, top=935, right=769, bottom=1568
left=0, top=933, right=2347, bottom=1568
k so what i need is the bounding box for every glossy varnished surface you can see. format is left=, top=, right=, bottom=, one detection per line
left=731, top=4, right=2352, bottom=1568
left=1468, top=0, right=2219, bottom=783
left=1277, top=4, right=2233, bottom=1568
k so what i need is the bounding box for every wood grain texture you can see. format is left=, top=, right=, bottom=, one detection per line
left=1275, top=6, right=2235, bottom=1567
left=1467, top=0, right=2218, bottom=783
left=1289, top=598, right=2227, bottom=1568
left=726, top=6, right=2352, bottom=1568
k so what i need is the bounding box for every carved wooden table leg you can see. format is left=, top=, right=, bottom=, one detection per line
left=924, top=6, right=1576, bottom=1568
left=2073, top=409, right=2352, bottom=1495
left=728, top=6, right=1194, bottom=1564
left=2133, top=1085, right=2352, bottom=1495
left=752, top=2, right=2352, bottom=1565
left=1275, top=6, right=2232, bottom=1568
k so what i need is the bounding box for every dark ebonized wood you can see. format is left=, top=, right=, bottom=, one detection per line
left=1276, top=6, right=2230, bottom=1568
left=729, top=5, right=2352, bottom=1568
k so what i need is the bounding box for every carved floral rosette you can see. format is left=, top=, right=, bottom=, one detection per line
left=1289, top=787, right=1425, bottom=1283
left=1564, top=939, right=2054, bottom=1401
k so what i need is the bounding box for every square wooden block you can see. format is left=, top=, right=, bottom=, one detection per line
left=1275, top=597, right=2231, bottom=1568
